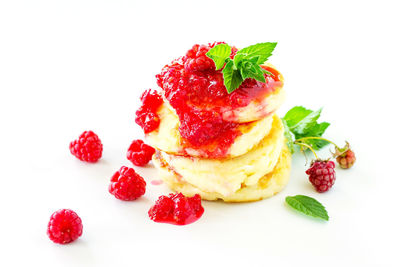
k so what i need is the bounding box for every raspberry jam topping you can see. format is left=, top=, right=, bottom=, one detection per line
left=153, top=42, right=281, bottom=157
left=148, top=193, right=204, bottom=225
left=135, top=89, right=163, bottom=133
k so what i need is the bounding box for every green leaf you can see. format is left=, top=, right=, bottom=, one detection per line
left=237, top=42, right=277, bottom=64
left=206, top=44, right=232, bottom=70
left=240, top=62, right=266, bottom=83
left=296, top=122, right=330, bottom=149
left=290, top=108, right=322, bottom=135
left=285, top=195, right=329, bottom=221
left=208, top=42, right=278, bottom=94
left=283, top=106, right=313, bottom=128
left=283, top=106, right=330, bottom=151
left=233, top=53, right=260, bottom=68
left=222, top=59, right=243, bottom=93
left=233, top=53, right=246, bottom=68
left=261, top=68, right=273, bottom=76
left=282, top=120, right=295, bottom=153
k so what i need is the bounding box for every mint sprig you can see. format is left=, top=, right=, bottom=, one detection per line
left=206, top=43, right=231, bottom=70
left=286, top=195, right=329, bottom=221
left=282, top=106, right=330, bottom=152
left=206, top=42, right=277, bottom=93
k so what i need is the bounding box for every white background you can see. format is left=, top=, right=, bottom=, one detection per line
left=1, top=0, right=399, bottom=266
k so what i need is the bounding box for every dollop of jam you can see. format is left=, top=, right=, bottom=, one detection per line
left=148, top=193, right=204, bottom=225
left=135, top=89, right=163, bottom=133
left=137, top=42, right=281, bottom=158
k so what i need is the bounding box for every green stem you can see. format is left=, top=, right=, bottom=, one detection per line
left=295, top=136, right=339, bottom=149
left=294, top=141, right=319, bottom=160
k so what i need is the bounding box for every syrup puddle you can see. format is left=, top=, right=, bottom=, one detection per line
left=151, top=180, right=163, bottom=186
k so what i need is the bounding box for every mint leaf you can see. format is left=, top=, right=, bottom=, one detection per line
left=239, top=61, right=266, bottom=83
left=233, top=53, right=246, bottom=67
left=282, top=120, right=294, bottom=153
left=222, top=59, right=243, bottom=93
left=237, top=42, right=277, bottom=65
left=286, top=195, right=329, bottom=221
left=261, top=68, right=273, bottom=76
left=206, top=44, right=232, bottom=70
left=207, top=42, right=277, bottom=94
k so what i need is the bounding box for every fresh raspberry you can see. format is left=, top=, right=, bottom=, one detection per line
left=109, top=166, right=146, bottom=201
left=69, top=131, right=103, bottom=162
left=135, top=89, right=163, bottom=134
left=135, top=107, right=160, bottom=134
left=306, top=160, right=336, bottom=193
left=47, top=209, right=83, bottom=244
left=127, top=139, right=155, bottom=166
left=334, top=142, right=356, bottom=169
left=148, top=193, right=204, bottom=225
left=183, top=44, right=215, bottom=72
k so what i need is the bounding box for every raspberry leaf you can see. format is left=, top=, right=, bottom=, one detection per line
left=222, top=59, right=244, bottom=93
left=282, top=106, right=330, bottom=151
left=289, top=108, right=322, bottom=135
left=286, top=195, right=329, bottom=221
left=206, top=44, right=232, bottom=70
left=296, top=122, right=330, bottom=149
left=282, top=119, right=295, bottom=153
left=283, top=106, right=313, bottom=127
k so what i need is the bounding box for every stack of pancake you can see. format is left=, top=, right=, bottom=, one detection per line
left=147, top=65, right=291, bottom=202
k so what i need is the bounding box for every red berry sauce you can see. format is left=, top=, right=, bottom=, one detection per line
left=135, top=89, right=163, bottom=133
left=148, top=193, right=204, bottom=225
left=138, top=42, right=282, bottom=158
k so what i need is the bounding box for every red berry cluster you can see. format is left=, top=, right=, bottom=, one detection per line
left=306, top=160, right=336, bottom=193
left=127, top=139, right=155, bottom=166
left=148, top=193, right=204, bottom=225
left=183, top=44, right=216, bottom=72
left=135, top=89, right=163, bottom=133
left=47, top=209, right=83, bottom=244
left=109, top=166, right=146, bottom=201
left=69, top=131, right=103, bottom=162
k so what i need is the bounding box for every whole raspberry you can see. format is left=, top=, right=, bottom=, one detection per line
left=334, top=142, right=356, bottom=169
left=69, top=131, right=103, bottom=162
left=183, top=44, right=215, bottom=72
left=47, top=209, right=83, bottom=244
left=127, top=139, right=155, bottom=166
left=306, top=160, right=336, bottom=193
left=109, top=166, right=146, bottom=201
left=135, top=107, right=160, bottom=133
left=148, top=193, right=204, bottom=225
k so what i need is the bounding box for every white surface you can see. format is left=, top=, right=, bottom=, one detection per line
left=0, top=0, right=399, bottom=266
